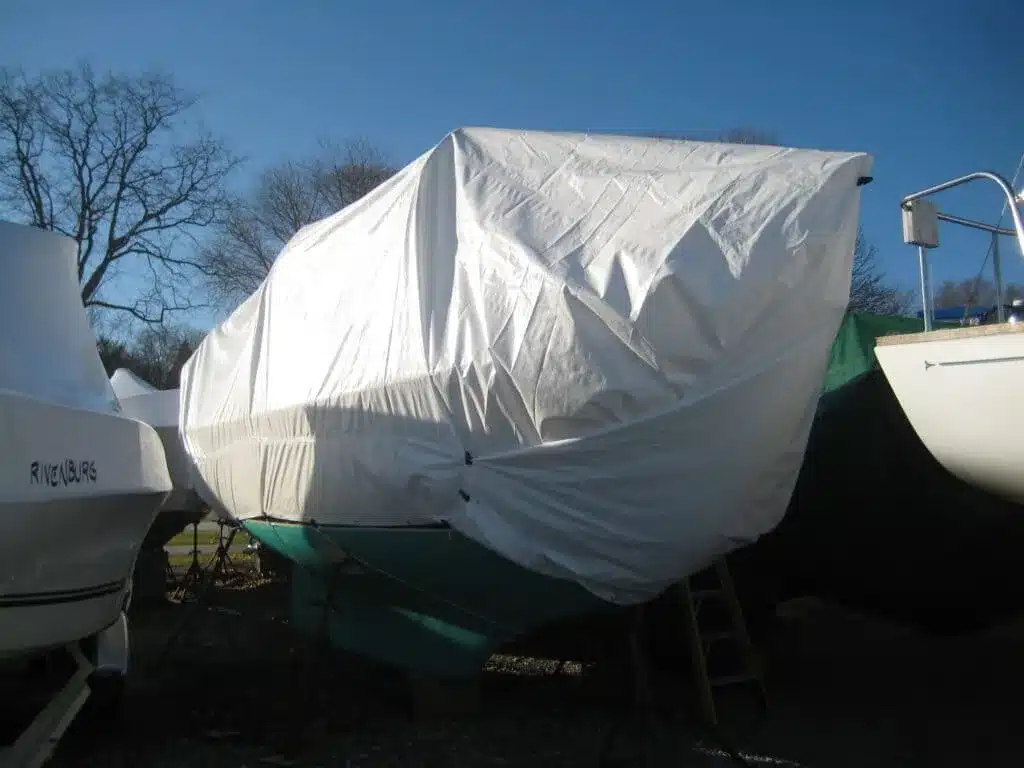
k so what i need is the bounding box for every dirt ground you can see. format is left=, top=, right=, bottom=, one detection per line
left=16, top=565, right=1024, bottom=767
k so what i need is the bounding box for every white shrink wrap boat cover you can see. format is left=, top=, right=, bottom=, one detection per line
left=111, top=368, right=158, bottom=398
left=180, top=127, right=872, bottom=604
left=0, top=220, right=120, bottom=414
left=110, top=369, right=197, bottom=505
left=110, top=369, right=181, bottom=428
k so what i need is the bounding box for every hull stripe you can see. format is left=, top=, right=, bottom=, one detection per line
left=0, top=579, right=126, bottom=608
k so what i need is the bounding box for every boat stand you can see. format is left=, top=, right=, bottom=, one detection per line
left=169, top=520, right=204, bottom=602
left=205, top=522, right=244, bottom=584
left=152, top=522, right=248, bottom=671
left=170, top=520, right=243, bottom=604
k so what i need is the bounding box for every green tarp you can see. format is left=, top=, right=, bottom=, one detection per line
left=822, top=312, right=957, bottom=393
left=728, top=311, right=1024, bottom=636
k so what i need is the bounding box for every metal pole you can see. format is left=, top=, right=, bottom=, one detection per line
left=936, top=212, right=1017, bottom=236
left=929, top=259, right=936, bottom=323
left=918, top=245, right=932, bottom=331
left=993, top=232, right=1005, bottom=323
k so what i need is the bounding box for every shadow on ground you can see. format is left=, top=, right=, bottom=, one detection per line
left=29, top=573, right=1024, bottom=768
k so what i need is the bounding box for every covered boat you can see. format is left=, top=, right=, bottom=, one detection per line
left=0, top=220, right=171, bottom=763
left=109, top=368, right=205, bottom=546
left=180, top=127, right=872, bottom=677
left=0, top=220, right=172, bottom=656
left=109, top=368, right=206, bottom=602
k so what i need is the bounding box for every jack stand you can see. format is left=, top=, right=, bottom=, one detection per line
left=207, top=522, right=242, bottom=584
left=151, top=526, right=247, bottom=674
left=169, top=521, right=204, bottom=602
left=169, top=521, right=243, bottom=604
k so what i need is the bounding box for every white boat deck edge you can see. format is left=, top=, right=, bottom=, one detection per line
left=876, top=321, right=1024, bottom=346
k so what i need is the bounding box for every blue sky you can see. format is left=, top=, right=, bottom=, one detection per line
left=3, top=0, right=1022, bottom=329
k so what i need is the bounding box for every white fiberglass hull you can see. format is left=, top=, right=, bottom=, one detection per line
left=0, top=391, right=170, bottom=658
left=875, top=323, right=1024, bottom=505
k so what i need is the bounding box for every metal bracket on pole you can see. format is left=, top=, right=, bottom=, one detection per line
left=902, top=171, right=1024, bottom=256
left=901, top=170, right=1024, bottom=329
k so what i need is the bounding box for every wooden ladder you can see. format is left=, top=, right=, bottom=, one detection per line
left=679, top=557, right=767, bottom=727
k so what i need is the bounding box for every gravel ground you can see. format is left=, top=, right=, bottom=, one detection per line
left=11, top=567, right=1022, bottom=768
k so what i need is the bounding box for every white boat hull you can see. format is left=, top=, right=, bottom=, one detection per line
left=0, top=391, right=170, bottom=658
left=875, top=324, right=1024, bottom=505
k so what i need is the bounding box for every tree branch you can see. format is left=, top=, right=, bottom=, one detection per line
left=198, top=138, right=396, bottom=308
left=0, top=63, right=239, bottom=326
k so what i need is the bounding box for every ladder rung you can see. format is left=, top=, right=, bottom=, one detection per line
left=709, top=673, right=758, bottom=687
left=679, top=557, right=767, bottom=727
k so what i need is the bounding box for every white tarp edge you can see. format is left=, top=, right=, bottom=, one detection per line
left=180, top=127, right=871, bottom=604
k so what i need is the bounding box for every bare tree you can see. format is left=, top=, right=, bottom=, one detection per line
left=97, top=322, right=204, bottom=389
left=199, top=138, right=395, bottom=308
left=0, top=64, right=239, bottom=324
left=96, top=336, right=132, bottom=374
left=848, top=231, right=913, bottom=315
left=933, top=277, right=1024, bottom=310
left=131, top=323, right=205, bottom=388
left=313, top=137, right=396, bottom=213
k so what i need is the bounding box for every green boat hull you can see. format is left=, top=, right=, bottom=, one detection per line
left=243, top=520, right=610, bottom=678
